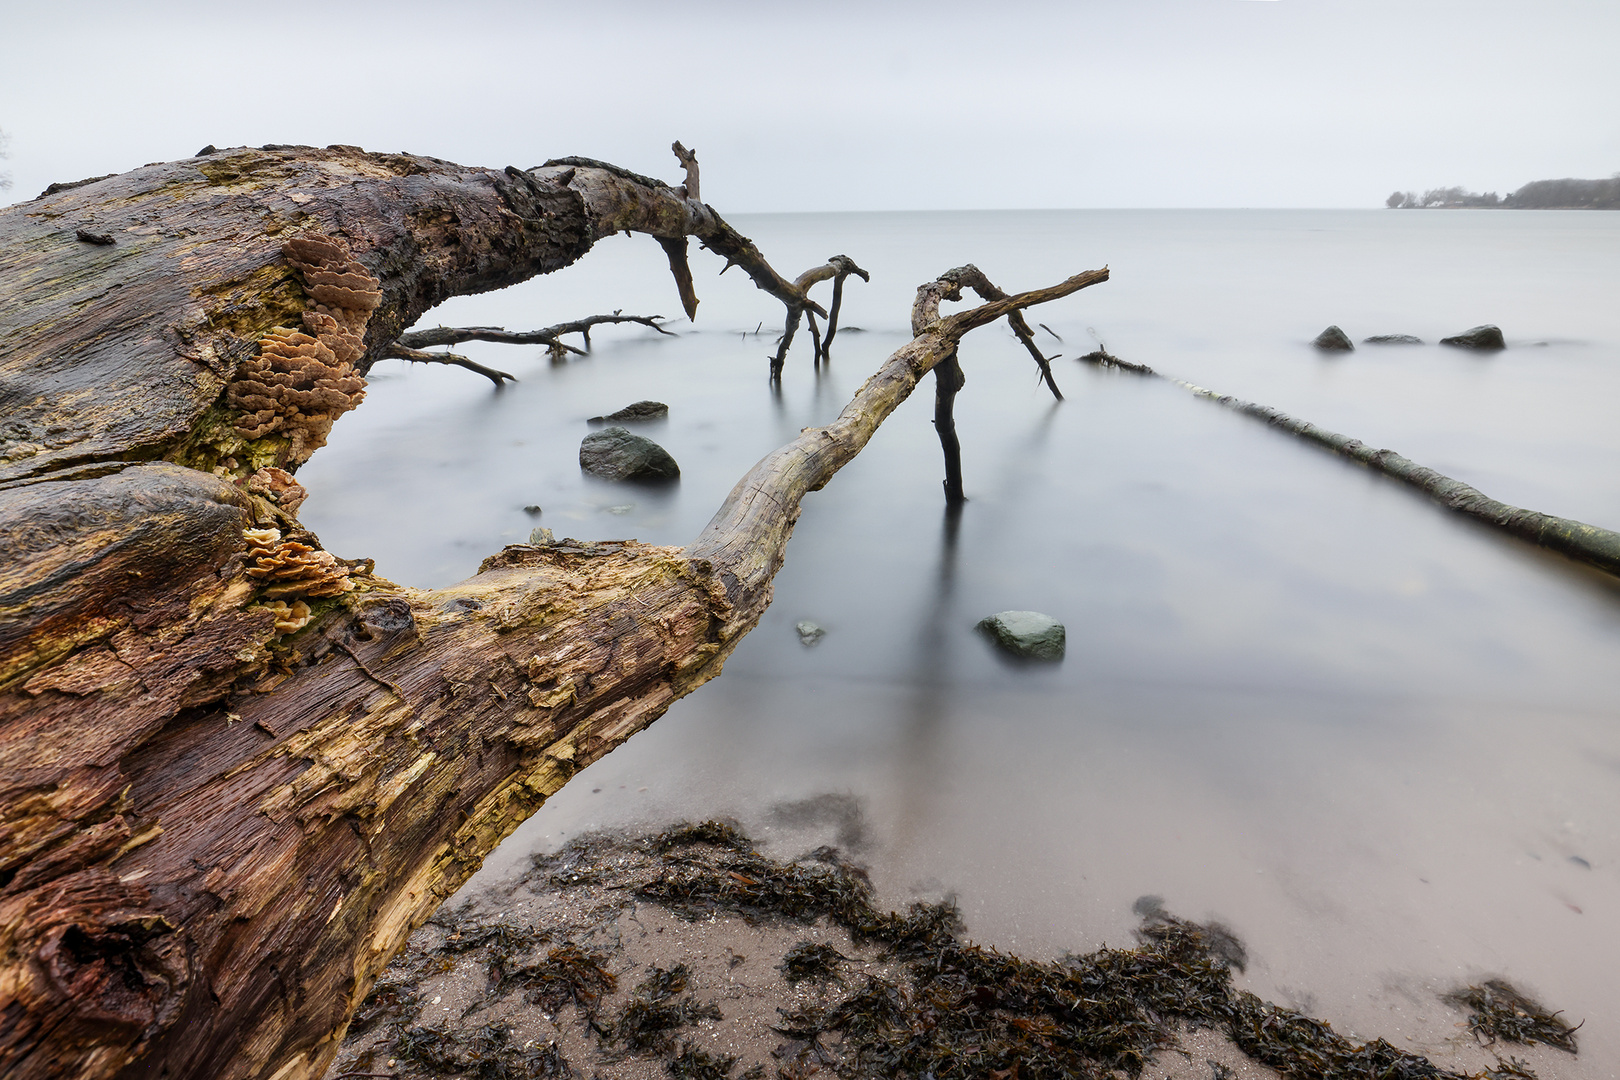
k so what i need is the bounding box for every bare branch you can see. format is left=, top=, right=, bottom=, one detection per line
left=396, top=314, right=673, bottom=359
left=692, top=264, right=1111, bottom=604
left=383, top=344, right=516, bottom=386
left=671, top=141, right=700, bottom=203
left=658, top=237, right=700, bottom=320
left=923, top=264, right=1065, bottom=399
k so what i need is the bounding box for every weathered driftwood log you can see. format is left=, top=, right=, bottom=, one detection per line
left=0, top=141, right=1108, bottom=1080
left=1076, top=351, right=1620, bottom=577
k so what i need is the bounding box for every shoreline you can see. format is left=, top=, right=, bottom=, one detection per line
left=326, top=822, right=1579, bottom=1080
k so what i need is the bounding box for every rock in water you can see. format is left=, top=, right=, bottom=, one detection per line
left=796, top=621, right=826, bottom=646
left=579, top=427, right=680, bottom=482
left=976, top=610, right=1066, bottom=660
left=1313, top=326, right=1354, bottom=351
left=589, top=400, right=669, bottom=424
left=1363, top=334, right=1424, bottom=345
left=1440, top=325, right=1505, bottom=350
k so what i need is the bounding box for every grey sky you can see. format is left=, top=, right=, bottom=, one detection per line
left=2, top=0, right=1615, bottom=211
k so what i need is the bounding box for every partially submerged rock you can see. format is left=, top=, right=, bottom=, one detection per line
left=977, top=610, right=1066, bottom=660
left=1312, top=325, right=1354, bottom=351
left=1440, top=324, right=1505, bottom=350
left=589, top=400, right=669, bottom=424
left=579, top=427, right=680, bottom=482
left=1363, top=334, right=1424, bottom=345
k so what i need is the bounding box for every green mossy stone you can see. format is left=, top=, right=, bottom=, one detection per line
left=976, top=610, right=1066, bottom=660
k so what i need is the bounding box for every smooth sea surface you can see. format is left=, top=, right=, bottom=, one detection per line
left=301, top=209, right=1620, bottom=1072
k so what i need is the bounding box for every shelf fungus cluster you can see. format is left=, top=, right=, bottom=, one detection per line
left=226, top=235, right=379, bottom=465
left=240, top=466, right=308, bottom=514
left=242, top=527, right=356, bottom=600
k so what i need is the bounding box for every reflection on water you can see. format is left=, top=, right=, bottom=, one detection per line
left=301, top=210, right=1620, bottom=1074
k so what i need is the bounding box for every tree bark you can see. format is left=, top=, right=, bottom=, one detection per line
left=0, top=143, right=1108, bottom=1080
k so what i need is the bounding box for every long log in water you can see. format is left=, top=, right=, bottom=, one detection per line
left=1079, top=352, right=1620, bottom=578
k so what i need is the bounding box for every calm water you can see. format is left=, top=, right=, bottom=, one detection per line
left=301, top=210, right=1620, bottom=1071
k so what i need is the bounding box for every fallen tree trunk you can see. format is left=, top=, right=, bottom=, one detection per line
left=0, top=143, right=1107, bottom=1080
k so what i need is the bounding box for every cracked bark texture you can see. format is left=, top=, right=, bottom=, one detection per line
left=0, top=142, right=1109, bottom=1080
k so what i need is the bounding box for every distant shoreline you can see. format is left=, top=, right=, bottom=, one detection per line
left=1386, top=175, right=1618, bottom=210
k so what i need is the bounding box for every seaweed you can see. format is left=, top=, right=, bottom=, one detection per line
left=505, top=943, right=617, bottom=1015
left=1444, top=980, right=1581, bottom=1053
left=348, top=978, right=420, bottom=1037
left=777, top=941, right=848, bottom=984
left=604, top=965, right=724, bottom=1056
left=394, top=1022, right=574, bottom=1079
left=656, top=819, right=755, bottom=853
left=667, top=1042, right=739, bottom=1079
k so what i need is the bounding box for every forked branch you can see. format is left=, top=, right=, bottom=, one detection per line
left=934, top=264, right=1065, bottom=399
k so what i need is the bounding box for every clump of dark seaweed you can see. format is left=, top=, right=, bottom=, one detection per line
left=666, top=1042, right=738, bottom=1079
left=504, top=943, right=617, bottom=1016
left=636, top=845, right=871, bottom=926
left=655, top=819, right=755, bottom=853
left=348, top=977, right=420, bottom=1037
left=1444, top=979, right=1581, bottom=1053
left=603, top=965, right=724, bottom=1056
left=777, top=941, right=848, bottom=984
left=394, top=1022, right=569, bottom=1080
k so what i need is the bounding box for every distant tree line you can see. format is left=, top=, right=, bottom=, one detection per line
left=1387, top=175, right=1620, bottom=209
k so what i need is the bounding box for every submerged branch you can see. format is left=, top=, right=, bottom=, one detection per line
left=1075, top=351, right=1620, bottom=578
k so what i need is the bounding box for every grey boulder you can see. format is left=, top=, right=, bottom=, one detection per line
left=1440, top=325, right=1505, bottom=350
left=977, top=610, right=1066, bottom=660
left=795, top=620, right=826, bottom=646
left=1363, top=334, right=1424, bottom=345
left=589, top=400, right=669, bottom=424
left=1313, top=325, right=1354, bottom=351
left=579, top=427, right=680, bottom=482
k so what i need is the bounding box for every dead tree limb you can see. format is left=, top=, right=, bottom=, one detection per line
left=0, top=140, right=1110, bottom=1080
left=382, top=344, right=517, bottom=386
left=396, top=313, right=673, bottom=365
left=1076, top=352, right=1620, bottom=578
left=820, top=256, right=869, bottom=361
left=769, top=256, right=870, bottom=378
left=942, top=264, right=1064, bottom=399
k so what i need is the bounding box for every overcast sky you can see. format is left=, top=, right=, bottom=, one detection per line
left=2, top=0, right=1615, bottom=211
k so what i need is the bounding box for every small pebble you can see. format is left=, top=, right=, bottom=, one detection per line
left=524, top=505, right=543, bottom=515
left=796, top=620, right=826, bottom=646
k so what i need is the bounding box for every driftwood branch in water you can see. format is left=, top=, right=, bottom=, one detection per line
left=769, top=256, right=870, bottom=379
left=919, top=265, right=1076, bottom=504
left=396, top=313, right=673, bottom=357
left=383, top=344, right=517, bottom=386
left=942, top=264, right=1065, bottom=399
left=1076, top=352, right=1620, bottom=578
left=0, top=139, right=1109, bottom=1080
